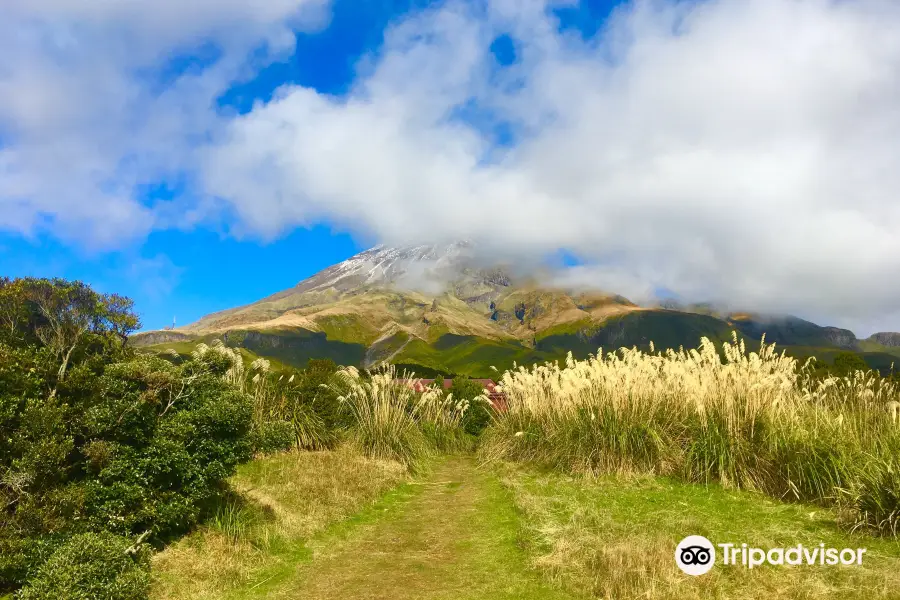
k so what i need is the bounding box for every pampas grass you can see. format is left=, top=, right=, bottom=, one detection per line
left=327, top=364, right=469, bottom=466
left=482, top=332, right=900, bottom=535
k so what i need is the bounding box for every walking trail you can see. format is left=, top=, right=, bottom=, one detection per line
left=234, top=456, right=575, bottom=600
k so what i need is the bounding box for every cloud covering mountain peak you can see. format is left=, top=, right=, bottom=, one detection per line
left=3, top=0, right=900, bottom=334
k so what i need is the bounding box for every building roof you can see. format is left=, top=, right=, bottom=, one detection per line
left=394, top=378, right=499, bottom=392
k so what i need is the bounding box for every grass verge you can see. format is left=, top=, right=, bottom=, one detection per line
left=499, top=463, right=900, bottom=600
left=150, top=448, right=406, bottom=600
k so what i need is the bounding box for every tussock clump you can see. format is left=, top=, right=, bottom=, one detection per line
left=483, top=333, right=900, bottom=535
left=328, top=364, right=469, bottom=466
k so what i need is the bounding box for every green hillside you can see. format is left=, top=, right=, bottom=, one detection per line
left=535, top=310, right=739, bottom=357
left=142, top=309, right=899, bottom=379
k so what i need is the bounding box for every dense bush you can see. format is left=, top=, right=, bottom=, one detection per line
left=450, top=376, right=493, bottom=436
left=297, top=359, right=346, bottom=430
left=250, top=420, right=296, bottom=454
left=17, top=532, right=149, bottom=600
left=0, top=278, right=254, bottom=596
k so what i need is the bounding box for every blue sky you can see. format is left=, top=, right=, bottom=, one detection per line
left=2, top=0, right=900, bottom=335
left=1, top=0, right=438, bottom=329
left=0, top=0, right=617, bottom=331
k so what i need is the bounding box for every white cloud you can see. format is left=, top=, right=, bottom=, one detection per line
left=5, top=0, right=900, bottom=335
left=0, top=0, right=328, bottom=249
left=201, top=0, right=900, bottom=334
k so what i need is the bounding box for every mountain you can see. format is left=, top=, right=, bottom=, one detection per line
left=133, top=243, right=900, bottom=377
left=867, top=332, right=900, bottom=348
left=723, top=315, right=857, bottom=349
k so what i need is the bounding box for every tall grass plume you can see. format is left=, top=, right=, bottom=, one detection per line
left=482, top=333, right=900, bottom=535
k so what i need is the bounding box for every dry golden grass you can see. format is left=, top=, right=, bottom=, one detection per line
left=483, top=333, right=900, bottom=534
left=150, top=448, right=405, bottom=600
left=328, top=365, right=469, bottom=464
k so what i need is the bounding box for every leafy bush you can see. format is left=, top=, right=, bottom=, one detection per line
left=250, top=420, right=296, bottom=454
left=0, top=534, right=65, bottom=591
left=298, top=359, right=346, bottom=430
left=17, top=532, right=149, bottom=600
left=446, top=376, right=492, bottom=436
left=0, top=278, right=254, bottom=595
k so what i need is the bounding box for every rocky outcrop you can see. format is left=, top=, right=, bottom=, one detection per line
left=129, top=330, right=194, bottom=347
left=822, top=327, right=858, bottom=349
left=868, top=332, right=900, bottom=347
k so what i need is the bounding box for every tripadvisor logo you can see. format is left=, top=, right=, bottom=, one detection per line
left=675, top=535, right=716, bottom=576
left=675, top=535, right=867, bottom=575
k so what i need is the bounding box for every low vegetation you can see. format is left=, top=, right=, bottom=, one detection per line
left=0, top=278, right=256, bottom=598
left=500, top=464, right=900, bottom=600
left=5, top=275, right=900, bottom=599
left=482, top=333, right=900, bottom=535
left=326, top=364, right=471, bottom=467
left=151, top=449, right=405, bottom=600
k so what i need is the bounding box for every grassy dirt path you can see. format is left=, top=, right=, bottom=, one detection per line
left=237, top=456, right=576, bottom=600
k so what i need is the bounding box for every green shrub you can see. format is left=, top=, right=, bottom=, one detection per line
left=450, top=377, right=493, bottom=436
left=16, top=532, right=149, bottom=600
left=0, top=278, right=255, bottom=595
left=250, top=421, right=295, bottom=455
left=461, top=399, right=492, bottom=436
left=0, top=535, right=65, bottom=591
left=300, top=359, right=347, bottom=430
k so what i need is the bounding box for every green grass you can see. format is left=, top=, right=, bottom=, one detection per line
left=220, top=472, right=424, bottom=600
left=229, top=456, right=575, bottom=600
left=316, top=314, right=383, bottom=346
left=150, top=449, right=406, bottom=600
left=153, top=449, right=900, bottom=600
left=501, top=464, right=900, bottom=599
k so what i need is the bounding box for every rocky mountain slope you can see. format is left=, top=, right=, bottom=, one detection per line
left=868, top=332, right=900, bottom=347
left=133, top=243, right=900, bottom=376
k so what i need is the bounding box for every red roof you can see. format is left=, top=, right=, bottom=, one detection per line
left=395, top=378, right=498, bottom=392
left=393, top=378, right=507, bottom=411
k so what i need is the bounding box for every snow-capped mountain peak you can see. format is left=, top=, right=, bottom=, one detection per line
left=297, top=241, right=477, bottom=293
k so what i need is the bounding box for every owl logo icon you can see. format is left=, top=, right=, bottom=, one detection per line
left=675, top=536, right=716, bottom=575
